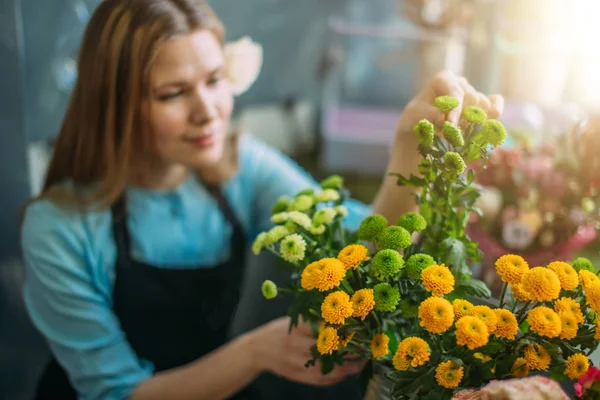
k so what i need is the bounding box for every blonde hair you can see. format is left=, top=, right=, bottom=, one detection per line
left=39, top=0, right=224, bottom=209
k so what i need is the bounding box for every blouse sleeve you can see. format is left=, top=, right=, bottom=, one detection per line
left=21, top=200, right=153, bottom=400
left=240, top=135, right=371, bottom=238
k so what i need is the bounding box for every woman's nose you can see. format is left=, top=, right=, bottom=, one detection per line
left=190, top=89, right=218, bottom=125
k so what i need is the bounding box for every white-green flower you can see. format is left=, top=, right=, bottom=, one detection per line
left=310, top=223, right=326, bottom=235
left=313, top=208, right=337, bottom=225
left=315, top=189, right=340, bottom=203
left=261, top=280, right=278, bottom=299
left=287, top=211, right=312, bottom=230
left=280, top=233, right=307, bottom=262
left=252, top=232, right=268, bottom=255
left=264, top=226, right=290, bottom=246
left=334, top=205, right=348, bottom=217
left=289, top=195, right=314, bottom=211
left=271, top=212, right=289, bottom=224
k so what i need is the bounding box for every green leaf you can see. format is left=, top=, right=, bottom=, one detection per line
left=520, top=321, right=530, bottom=333
left=440, top=238, right=467, bottom=271
left=457, top=279, right=491, bottom=298
left=386, top=330, right=400, bottom=356
left=420, top=201, right=433, bottom=224
left=389, top=173, right=427, bottom=188
left=549, top=364, right=568, bottom=381
left=467, top=169, right=476, bottom=184
left=320, top=357, right=335, bottom=374
left=477, top=339, right=504, bottom=354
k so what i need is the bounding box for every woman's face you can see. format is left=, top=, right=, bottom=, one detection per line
left=146, top=29, right=233, bottom=170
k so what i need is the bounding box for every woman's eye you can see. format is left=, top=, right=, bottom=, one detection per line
left=208, top=76, right=223, bottom=86
left=158, top=90, right=184, bottom=101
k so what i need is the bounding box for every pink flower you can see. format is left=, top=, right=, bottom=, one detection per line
left=453, top=376, right=569, bottom=400
left=575, top=366, right=600, bottom=397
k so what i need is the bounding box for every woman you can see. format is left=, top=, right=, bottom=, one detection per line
left=20, top=0, right=504, bottom=399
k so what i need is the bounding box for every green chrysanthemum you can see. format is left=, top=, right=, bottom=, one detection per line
left=572, top=257, right=595, bottom=273
left=289, top=195, right=314, bottom=211
left=284, top=221, right=298, bottom=233
left=434, top=96, right=460, bottom=113
left=271, top=212, right=289, bottom=224
left=443, top=152, right=466, bottom=175
left=264, top=226, right=290, bottom=246
left=315, top=189, right=340, bottom=203
left=397, top=212, right=427, bottom=233
left=320, top=175, right=344, bottom=189
left=406, top=254, right=437, bottom=280
left=414, top=120, right=435, bottom=147
left=442, top=121, right=464, bottom=147
left=297, top=188, right=315, bottom=196
left=313, top=208, right=337, bottom=225
left=272, top=196, right=291, bottom=214
left=357, top=214, right=388, bottom=241
left=371, top=249, right=405, bottom=279
left=261, top=280, right=278, bottom=299
left=373, top=283, right=400, bottom=312
left=377, top=226, right=412, bottom=250
left=310, top=223, right=326, bottom=235
left=280, top=233, right=307, bottom=262
left=252, top=232, right=268, bottom=255
left=334, top=205, right=348, bottom=217
left=481, top=119, right=507, bottom=147
left=462, top=106, right=487, bottom=124
left=287, top=211, right=312, bottom=230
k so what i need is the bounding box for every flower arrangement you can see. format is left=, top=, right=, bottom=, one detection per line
left=253, top=97, right=600, bottom=399
left=466, top=119, right=600, bottom=292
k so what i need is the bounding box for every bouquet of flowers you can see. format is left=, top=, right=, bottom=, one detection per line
left=252, top=97, right=600, bottom=399
left=466, top=119, right=600, bottom=292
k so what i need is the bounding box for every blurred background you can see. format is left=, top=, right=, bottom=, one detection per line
left=1, top=0, right=600, bottom=398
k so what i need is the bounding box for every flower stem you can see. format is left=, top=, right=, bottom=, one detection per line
left=498, top=282, right=508, bottom=309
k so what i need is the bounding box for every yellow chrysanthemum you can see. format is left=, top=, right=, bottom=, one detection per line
left=469, top=305, right=498, bottom=334
left=554, top=297, right=584, bottom=324
left=351, top=289, right=375, bottom=320
left=317, top=327, right=339, bottom=355
left=565, top=353, right=589, bottom=380
left=558, top=312, right=578, bottom=340
left=585, top=280, right=600, bottom=313
left=321, top=291, right=353, bottom=325
left=338, top=332, right=355, bottom=348
left=521, top=267, right=561, bottom=302
left=418, top=297, right=454, bottom=334
left=547, top=261, right=579, bottom=291
left=455, top=316, right=489, bottom=350
left=524, top=344, right=551, bottom=370
left=453, top=299, right=474, bottom=320
left=510, top=283, right=532, bottom=301
left=435, top=360, right=464, bottom=389
left=421, top=264, right=455, bottom=296
left=494, top=309, right=518, bottom=340
left=337, top=244, right=370, bottom=271
left=393, top=337, right=431, bottom=371
left=511, top=357, right=530, bottom=378
left=370, top=333, right=389, bottom=359
left=301, top=258, right=346, bottom=291
left=495, top=254, right=529, bottom=285
left=580, top=270, right=600, bottom=290
left=526, top=306, right=562, bottom=338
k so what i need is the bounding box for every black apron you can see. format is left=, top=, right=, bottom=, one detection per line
left=33, top=185, right=257, bottom=399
